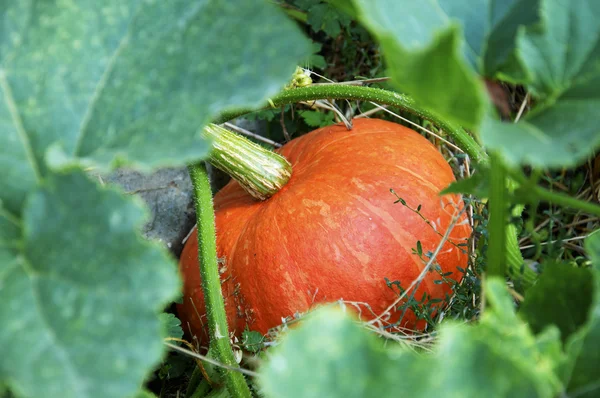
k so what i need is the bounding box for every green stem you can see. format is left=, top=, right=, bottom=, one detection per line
left=510, top=171, right=600, bottom=217
left=184, top=366, right=203, bottom=398
left=488, top=153, right=507, bottom=278
left=188, top=163, right=252, bottom=398
left=275, top=2, right=308, bottom=24
left=204, top=387, right=232, bottom=398
left=190, top=380, right=213, bottom=398
left=203, top=124, right=292, bottom=200
left=214, top=85, right=488, bottom=164
left=187, top=345, right=224, bottom=398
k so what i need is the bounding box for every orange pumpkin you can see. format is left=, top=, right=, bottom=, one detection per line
left=178, top=118, right=470, bottom=341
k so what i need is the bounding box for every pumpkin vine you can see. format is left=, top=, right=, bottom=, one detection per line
left=214, top=84, right=487, bottom=164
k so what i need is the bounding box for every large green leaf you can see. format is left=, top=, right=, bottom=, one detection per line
left=0, top=0, right=310, bottom=216
left=259, top=279, right=562, bottom=398
left=517, top=0, right=600, bottom=99
left=563, top=231, right=600, bottom=397
left=520, top=263, right=594, bottom=343
left=481, top=0, right=600, bottom=168
left=259, top=307, right=406, bottom=398
left=342, top=0, right=541, bottom=129
left=0, top=3, right=310, bottom=395
left=439, top=0, right=540, bottom=77
left=0, top=170, right=179, bottom=398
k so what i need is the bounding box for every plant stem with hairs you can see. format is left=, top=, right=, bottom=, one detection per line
left=214, top=85, right=487, bottom=164
left=188, top=162, right=252, bottom=398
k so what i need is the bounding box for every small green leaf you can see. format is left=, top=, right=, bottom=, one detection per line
left=160, top=313, right=184, bottom=342
left=241, top=330, right=265, bottom=353
left=306, top=3, right=351, bottom=37
left=520, top=263, right=594, bottom=342
left=0, top=170, right=179, bottom=398
left=300, top=110, right=335, bottom=127
left=158, top=354, right=193, bottom=381
left=304, top=42, right=327, bottom=70
left=307, top=54, right=327, bottom=70
left=481, top=0, right=600, bottom=168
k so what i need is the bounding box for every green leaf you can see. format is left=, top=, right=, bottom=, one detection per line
left=481, top=0, right=600, bottom=168
left=0, top=170, right=179, bottom=398
left=307, top=54, right=327, bottom=70
left=520, top=263, right=594, bottom=343
left=360, top=18, right=485, bottom=130
left=158, top=354, right=192, bottom=381
left=0, top=0, right=310, bottom=215
left=325, top=0, right=358, bottom=18
left=440, top=171, right=489, bottom=197
left=241, top=330, right=264, bottom=353
left=306, top=3, right=351, bottom=37
left=0, top=5, right=309, bottom=394
left=260, top=279, right=562, bottom=398
left=160, top=313, right=184, bottom=342
left=563, top=231, right=600, bottom=396
left=481, top=100, right=600, bottom=169
left=304, top=42, right=327, bottom=70
left=294, top=0, right=320, bottom=8
left=344, top=0, right=541, bottom=129
left=517, top=0, right=600, bottom=99
left=300, top=110, right=335, bottom=127
left=259, top=307, right=403, bottom=398
left=439, top=0, right=541, bottom=78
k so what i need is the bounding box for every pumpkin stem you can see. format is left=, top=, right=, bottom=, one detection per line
left=203, top=124, right=292, bottom=200
left=213, top=84, right=488, bottom=165
left=188, top=162, right=253, bottom=398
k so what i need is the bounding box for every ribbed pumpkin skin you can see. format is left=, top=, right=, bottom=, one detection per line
left=178, top=119, right=470, bottom=341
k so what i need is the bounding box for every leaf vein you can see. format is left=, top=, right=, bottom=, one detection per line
left=28, top=271, right=87, bottom=397
left=73, top=27, right=133, bottom=157
left=0, top=69, right=42, bottom=182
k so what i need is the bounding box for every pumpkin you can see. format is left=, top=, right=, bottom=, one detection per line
left=178, top=118, right=471, bottom=341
